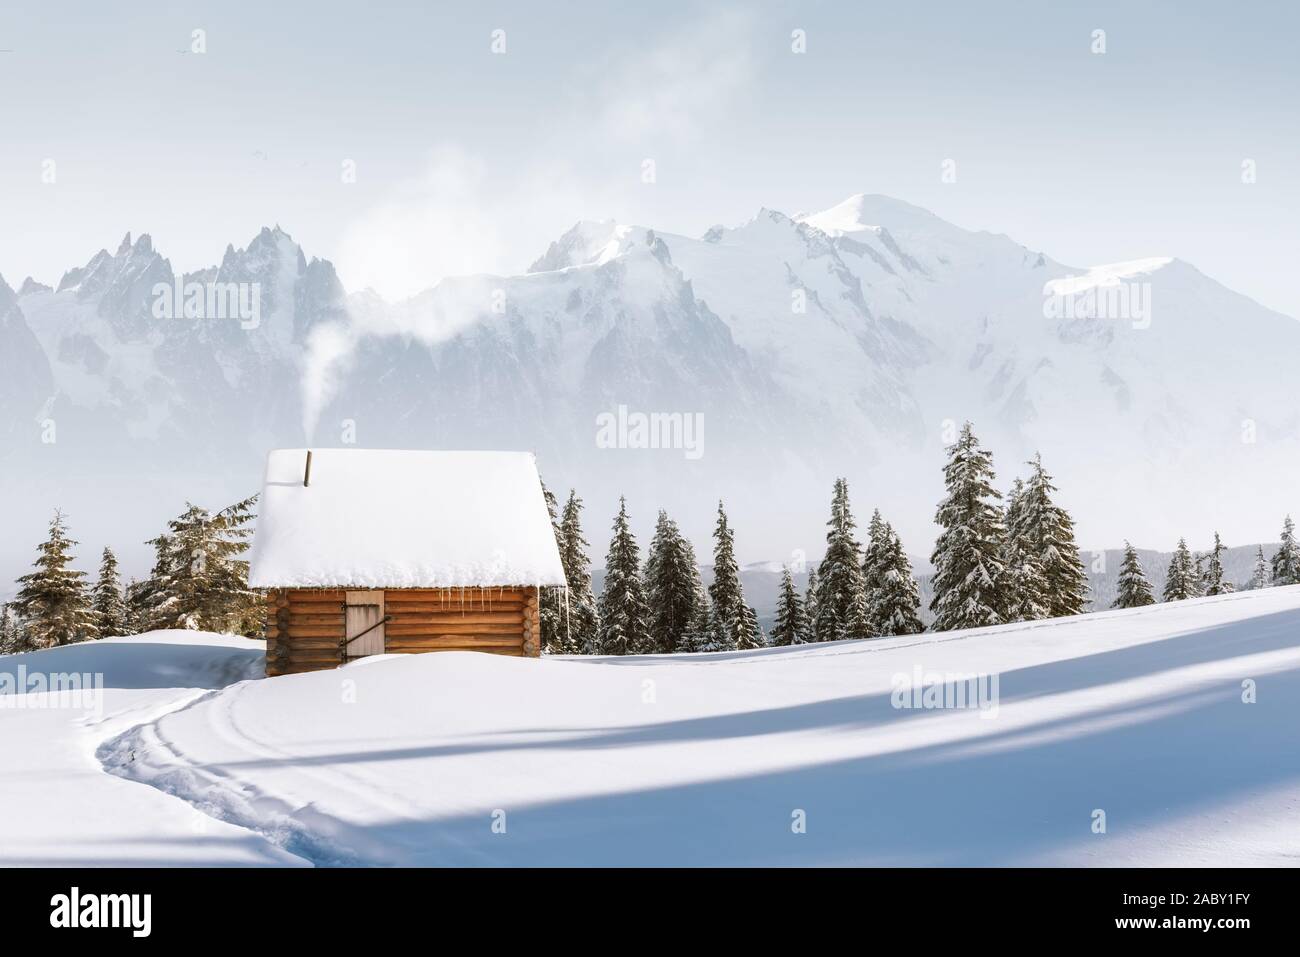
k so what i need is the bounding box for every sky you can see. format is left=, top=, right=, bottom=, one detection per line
left=2, top=0, right=1298, bottom=317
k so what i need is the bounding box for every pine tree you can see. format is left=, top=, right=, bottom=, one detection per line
left=1000, top=477, right=1048, bottom=622
left=803, top=567, right=820, bottom=642
left=0, top=604, right=12, bottom=653
left=1249, top=546, right=1271, bottom=590
left=558, top=491, right=600, bottom=653
left=91, top=546, right=128, bottom=637
left=1112, top=541, right=1156, bottom=608
left=677, top=589, right=715, bottom=653
left=770, top=566, right=809, bottom=646
left=132, top=533, right=178, bottom=631
left=155, top=496, right=260, bottom=634
left=1189, top=553, right=1207, bottom=598
left=698, top=605, right=732, bottom=653
left=121, top=578, right=146, bottom=634
left=929, top=423, right=1006, bottom=632
left=13, top=511, right=98, bottom=647
left=862, top=509, right=889, bottom=614
left=1202, top=532, right=1234, bottom=596
left=1013, top=453, right=1089, bottom=618
left=538, top=481, right=567, bottom=654
left=708, top=501, right=760, bottom=650
left=742, top=604, right=765, bottom=648
left=815, top=479, right=872, bottom=641
left=1163, top=539, right=1197, bottom=602
left=1272, top=515, right=1299, bottom=586
left=206, top=496, right=261, bottom=634
left=1004, top=478, right=1027, bottom=547
left=596, top=497, right=651, bottom=655
left=644, top=510, right=703, bottom=654
left=871, top=528, right=925, bottom=636
left=1001, top=534, right=1050, bottom=622
left=0, top=603, right=31, bottom=654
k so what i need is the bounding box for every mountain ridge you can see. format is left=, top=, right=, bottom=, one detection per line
left=3, top=194, right=1298, bottom=590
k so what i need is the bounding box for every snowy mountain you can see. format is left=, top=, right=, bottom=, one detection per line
left=4, top=195, right=1299, bottom=589
left=0, top=274, right=53, bottom=446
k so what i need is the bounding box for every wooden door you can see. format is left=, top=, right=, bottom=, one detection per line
left=345, top=591, right=386, bottom=658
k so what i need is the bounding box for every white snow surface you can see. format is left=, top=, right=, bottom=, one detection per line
left=1043, top=257, right=1176, bottom=296
left=5, top=588, right=1295, bottom=866
left=0, top=632, right=301, bottom=866
left=247, top=448, right=567, bottom=589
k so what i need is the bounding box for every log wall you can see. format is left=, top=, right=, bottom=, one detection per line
left=264, top=586, right=541, bottom=677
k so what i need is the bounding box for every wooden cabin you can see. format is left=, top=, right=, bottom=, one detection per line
left=247, top=448, right=567, bottom=676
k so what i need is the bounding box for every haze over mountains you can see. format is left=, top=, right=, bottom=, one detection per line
left=3, top=194, right=1297, bottom=592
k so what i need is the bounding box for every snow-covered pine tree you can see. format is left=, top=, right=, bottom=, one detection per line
left=1163, top=538, right=1197, bottom=602
left=862, top=509, right=888, bottom=616
left=0, top=603, right=31, bottom=654
left=770, top=566, right=810, bottom=646
left=1014, top=453, right=1089, bottom=618
left=1202, top=532, right=1234, bottom=596
left=803, top=567, right=820, bottom=642
left=1004, top=478, right=1026, bottom=544
left=157, top=496, right=260, bottom=634
left=558, top=491, right=600, bottom=654
left=1112, top=541, right=1156, bottom=608
left=121, top=579, right=145, bottom=634
left=163, top=504, right=213, bottom=629
left=13, top=511, right=98, bottom=647
left=815, top=479, right=873, bottom=641
left=1000, top=535, right=1049, bottom=623
left=929, top=423, right=1007, bottom=632
left=698, top=608, right=732, bottom=653
left=132, top=533, right=177, bottom=631
left=1249, top=546, right=1271, bottom=590
left=0, top=604, right=12, bottom=653
left=677, top=589, right=715, bottom=653
left=538, top=481, right=567, bottom=654
left=871, top=527, right=925, bottom=636
left=1000, top=476, right=1048, bottom=622
left=91, top=546, right=128, bottom=638
left=595, top=497, right=651, bottom=655
left=645, top=509, right=703, bottom=654
left=207, top=496, right=260, bottom=635
left=741, top=604, right=765, bottom=649
left=708, top=501, right=761, bottom=650
left=1192, top=553, right=1208, bottom=597
left=1272, top=515, right=1299, bottom=586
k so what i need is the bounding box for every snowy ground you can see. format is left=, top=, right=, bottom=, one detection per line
left=4, top=589, right=1300, bottom=866
left=0, top=633, right=301, bottom=865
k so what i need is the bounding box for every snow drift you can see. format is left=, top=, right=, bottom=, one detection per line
left=77, top=585, right=1300, bottom=866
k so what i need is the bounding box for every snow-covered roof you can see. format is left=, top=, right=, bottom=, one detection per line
left=247, top=449, right=566, bottom=589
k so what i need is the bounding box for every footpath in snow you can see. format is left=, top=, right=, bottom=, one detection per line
left=0, top=632, right=302, bottom=866
left=74, top=587, right=1300, bottom=866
